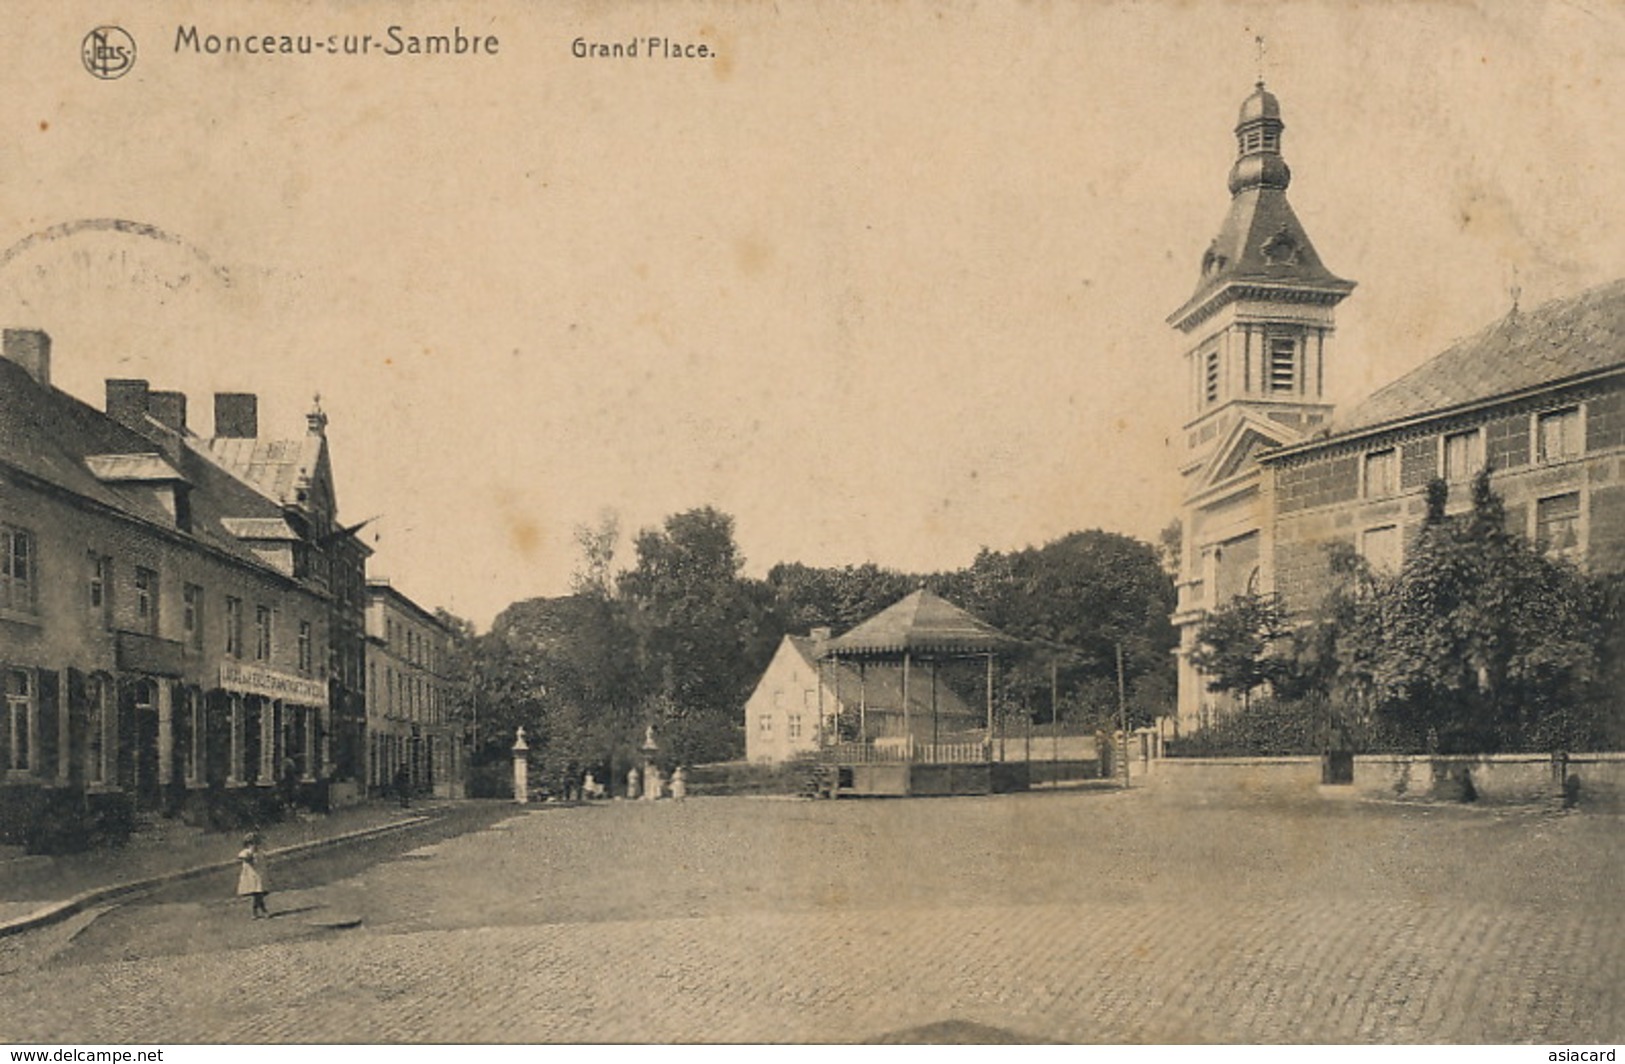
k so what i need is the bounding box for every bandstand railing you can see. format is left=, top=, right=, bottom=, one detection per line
left=826, top=738, right=992, bottom=764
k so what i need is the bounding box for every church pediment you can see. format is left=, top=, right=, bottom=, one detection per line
left=1203, top=416, right=1294, bottom=489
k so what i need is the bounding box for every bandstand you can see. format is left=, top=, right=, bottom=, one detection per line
left=815, top=589, right=1026, bottom=797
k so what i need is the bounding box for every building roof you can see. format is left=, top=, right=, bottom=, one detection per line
left=1332, top=278, right=1625, bottom=436
left=0, top=359, right=309, bottom=581
left=221, top=517, right=302, bottom=541
left=202, top=435, right=323, bottom=507
left=1169, top=85, right=1355, bottom=329
left=782, top=635, right=978, bottom=718
left=366, top=578, right=450, bottom=632
left=822, top=589, right=1017, bottom=658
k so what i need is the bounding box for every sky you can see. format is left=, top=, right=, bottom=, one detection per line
left=3, top=0, right=1625, bottom=628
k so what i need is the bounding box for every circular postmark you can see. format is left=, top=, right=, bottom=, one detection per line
left=81, top=26, right=137, bottom=80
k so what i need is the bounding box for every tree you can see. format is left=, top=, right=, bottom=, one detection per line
left=618, top=507, right=774, bottom=765
left=1337, top=471, right=1603, bottom=752
left=569, top=509, right=620, bottom=600
left=1189, top=591, right=1295, bottom=710
left=765, top=561, right=912, bottom=634
left=976, top=531, right=1177, bottom=729
left=478, top=592, right=645, bottom=791
left=1157, top=518, right=1183, bottom=577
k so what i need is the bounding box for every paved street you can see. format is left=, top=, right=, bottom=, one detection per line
left=1, top=789, right=1621, bottom=1043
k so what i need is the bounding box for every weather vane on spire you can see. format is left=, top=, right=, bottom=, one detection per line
left=1255, top=34, right=1267, bottom=85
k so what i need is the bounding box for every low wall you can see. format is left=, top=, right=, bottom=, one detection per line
left=1353, top=753, right=1625, bottom=809
left=1147, top=753, right=1625, bottom=809
left=686, top=761, right=806, bottom=797
left=1028, top=759, right=1101, bottom=785
left=1142, top=757, right=1324, bottom=799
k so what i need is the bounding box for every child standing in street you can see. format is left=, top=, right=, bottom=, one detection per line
left=237, top=832, right=269, bottom=919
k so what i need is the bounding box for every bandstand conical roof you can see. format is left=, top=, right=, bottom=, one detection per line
left=822, top=589, right=1018, bottom=658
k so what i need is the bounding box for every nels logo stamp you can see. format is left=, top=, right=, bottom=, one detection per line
left=82, top=25, right=136, bottom=80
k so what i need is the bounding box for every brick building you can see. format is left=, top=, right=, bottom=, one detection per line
left=365, top=578, right=462, bottom=798
left=1168, top=85, right=1625, bottom=736
left=0, top=328, right=369, bottom=839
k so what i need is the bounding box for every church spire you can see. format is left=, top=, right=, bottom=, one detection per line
left=1228, top=82, right=1291, bottom=195
left=1169, top=81, right=1353, bottom=333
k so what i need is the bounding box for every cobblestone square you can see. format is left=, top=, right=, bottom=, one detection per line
left=2, top=789, right=1621, bottom=1043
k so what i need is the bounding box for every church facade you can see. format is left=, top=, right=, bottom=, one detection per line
left=1169, top=84, right=1625, bottom=737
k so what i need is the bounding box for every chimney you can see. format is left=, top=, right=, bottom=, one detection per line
left=147, top=390, right=187, bottom=433
left=2, top=329, right=51, bottom=385
left=214, top=392, right=258, bottom=438
left=106, top=379, right=151, bottom=428
left=811, top=626, right=832, bottom=655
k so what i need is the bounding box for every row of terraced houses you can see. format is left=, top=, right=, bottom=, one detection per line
left=0, top=331, right=461, bottom=842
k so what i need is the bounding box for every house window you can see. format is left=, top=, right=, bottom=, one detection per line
left=1268, top=338, right=1296, bottom=393
left=1535, top=493, right=1582, bottom=561
left=1537, top=408, right=1581, bottom=463
left=6, top=669, right=33, bottom=772
left=227, top=695, right=244, bottom=785
left=1363, top=449, right=1397, bottom=498
left=185, top=689, right=204, bottom=785
left=183, top=584, right=204, bottom=651
left=788, top=715, right=803, bottom=739
left=1, top=527, right=35, bottom=613
left=298, top=621, right=313, bottom=675
left=1203, top=350, right=1220, bottom=405
left=1443, top=429, right=1483, bottom=483
left=254, top=606, right=273, bottom=661
left=134, top=567, right=159, bottom=634
left=88, top=554, right=112, bottom=626
left=758, top=714, right=772, bottom=734
left=1360, top=525, right=1402, bottom=574
left=225, top=596, right=243, bottom=658
left=85, top=674, right=107, bottom=785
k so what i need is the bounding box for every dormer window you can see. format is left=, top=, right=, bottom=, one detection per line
left=1261, top=230, right=1300, bottom=266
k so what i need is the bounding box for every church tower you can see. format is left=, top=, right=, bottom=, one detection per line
left=1167, top=83, right=1355, bottom=733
